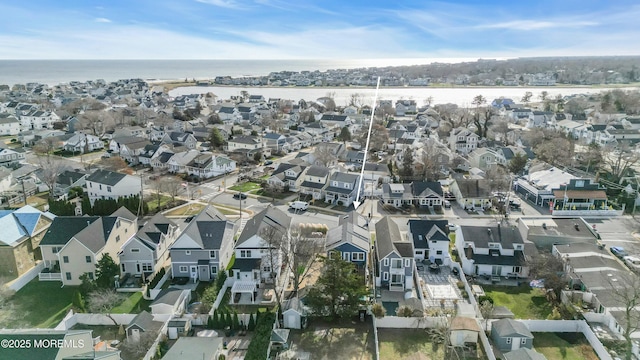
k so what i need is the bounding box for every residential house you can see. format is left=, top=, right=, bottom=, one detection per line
left=217, top=105, right=241, bottom=123
left=468, top=148, right=504, bottom=171
left=119, top=213, right=179, bottom=278
left=549, top=178, right=612, bottom=215
left=527, top=111, right=555, bottom=128
left=490, top=319, right=534, bottom=352
left=39, top=208, right=137, bottom=285
left=138, top=143, right=171, bottom=165
left=408, top=219, right=449, bottom=263
left=325, top=211, right=370, bottom=271
left=450, top=179, right=493, bottom=210
left=0, top=205, right=54, bottom=278
left=62, top=132, right=104, bottom=154
left=455, top=224, right=528, bottom=279
left=0, top=329, right=119, bottom=360
left=53, top=169, right=88, bottom=198
left=226, top=135, right=265, bottom=159
left=362, top=162, right=392, bottom=185
left=298, top=165, right=330, bottom=200
left=109, top=136, right=152, bottom=164
left=319, top=114, right=351, bottom=129
left=324, top=172, right=360, bottom=207
left=161, top=132, right=197, bottom=150
left=230, top=206, right=291, bottom=289
left=167, top=150, right=200, bottom=174
left=112, top=126, right=146, bottom=139
left=85, top=169, right=141, bottom=206
left=380, top=183, right=413, bottom=208
left=169, top=206, right=236, bottom=282
left=380, top=182, right=444, bottom=208
left=264, top=132, right=287, bottom=153
left=514, top=166, right=576, bottom=207
left=185, top=153, right=236, bottom=179
left=0, top=114, right=20, bottom=135
left=0, top=147, right=26, bottom=166
left=267, top=160, right=309, bottom=192
left=126, top=310, right=160, bottom=342
left=18, top=110, right=60, bottom=131
left=395, top=100, right=417, bottom=116
left=150, top=151, right=175, bottom=171
left=449, top=128, right=478, bottom=154
left=375, top=217, right=414, bottom=291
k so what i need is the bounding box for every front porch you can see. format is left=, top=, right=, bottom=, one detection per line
left=39, top=261, right=61, bottom=281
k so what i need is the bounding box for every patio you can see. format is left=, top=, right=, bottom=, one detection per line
left=416, top=266, right=464, bottom=309
left=231, top=281, right=276, bottom=305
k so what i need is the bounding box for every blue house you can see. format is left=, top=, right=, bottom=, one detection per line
left=325, top=211, right=370, bottom=272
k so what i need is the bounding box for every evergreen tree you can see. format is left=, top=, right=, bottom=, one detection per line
left=225, top=311, right=232, bottom=328
left=95, top=253, right=119, bottom=288
left=72, top=290, right=85, bottom=312
left=82, top=196, right=92, bottom=215
left=247, top=312, right=256, bottom=331
left=400, top=148, right=415, bottom=182
left=338, top=126, right=351, bottom=143
left=232, top=311, right=240, bottom=331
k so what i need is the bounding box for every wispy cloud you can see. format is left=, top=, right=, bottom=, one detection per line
left=479, top=20, right=598, bottom=31
left=95, top=17, right=111, bottom=23
left=195, top=0, right=245, bottom=10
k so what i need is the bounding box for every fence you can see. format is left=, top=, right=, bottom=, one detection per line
left=371, top=315, right=380, bottom=360
left=7, top=261, right=44, bottom=291
left=55, top=310, right=138, bottom=330
left=146, top=268, right=172, bottom=300
left=375, top=315, right=448, bottom=329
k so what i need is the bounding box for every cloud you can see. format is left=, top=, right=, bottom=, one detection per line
left=195, top=0, right=244, bottom=9
left=95, top=18, right=111, bottom=23
left=479, top=20, right=598, bottom=31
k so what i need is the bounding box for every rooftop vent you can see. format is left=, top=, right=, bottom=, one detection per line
left=574, top=223, right=580, bottom=231
left=542, top=223, right=547, bottom=230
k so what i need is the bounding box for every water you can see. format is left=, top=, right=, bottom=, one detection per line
left=0, top=58, right=474, bottom=87
left=169, top=85, right=630, bottom=107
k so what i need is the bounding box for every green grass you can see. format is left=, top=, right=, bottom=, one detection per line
left=7, top=279, right=78, bottom=328
left=71, top=324, right=125, bottom=342
left=484, top=285, right=553, bottom=319
left=163, top=203, right=205, bottom=216
left=533, top=332, right=599, bottom=360
left=255, top=189, right=292, bottom=199
left=145, top=194, right=174, bottom=213
left=111, top=292, right=151, bottom=314
left=289, top=320, right=374, bottom=360
left=378, top=329, right=443, bottom=360
left=229, top=181, right=261, bottom=192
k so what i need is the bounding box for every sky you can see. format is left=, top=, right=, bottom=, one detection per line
left=0, top=0, right=639, bottom=60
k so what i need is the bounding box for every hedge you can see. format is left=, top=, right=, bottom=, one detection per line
left=244, top=312, right=276, bottom=360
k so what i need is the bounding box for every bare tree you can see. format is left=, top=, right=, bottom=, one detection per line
left=479, top=300, right=494, bottom=331
left=348, top=93, right=364, bottom=109
left=161, top=177, right=184, bottom=203
left=33, top=137, right=59, bottom=156
left=86, top=288, right=125, bottom=326
left=151, top=178, right=165, bottom=209
left=313, top=144, right=335, bottom=167
left=603, top=144, right=639, bottom=182
left=61, top=98, right=107, bottom=115
left=77, top=110, right=114, bottom=136
left=420, top=141, right=443, bottom=182
left=285, top=226, right=324, bottom=298
left=259, top=225, right=287, bottom=316
left=119, top=331, right=159, bottom=359
left=489, top=116, right=511, bottom=144
left=607, top=273, right=640, bottom=360
left=36, top=155, right=67, bottom=199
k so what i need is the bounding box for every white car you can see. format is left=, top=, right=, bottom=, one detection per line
left=289, top=201, right=309, bottom=211
left=624, top=256, right=640, bottom=273
left=448, top=223, right=457, bottom=231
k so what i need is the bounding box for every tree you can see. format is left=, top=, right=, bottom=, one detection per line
left=78, top=110, right=114, bottom=136
left=305, top=256, right=368, bottom=319
left=531, top=130, right=575, bottom=167
left=360, top=122, right=388, bottom=153
left=471, top=94, right=486, bottom=108
left=313, top=144, right=334, bottom=167
left=337, top=126, right=351, bottom=143
left=420, top=141, right=442, bottom=182
left=284, top=226, right=324, bottom=298
left=508, top=152, right=528, bottom=175
left=521, top=91, right=533, bottom=103
left=36, top=155, right=66, bottom=199
left=528, top=251, right=566, bottom=301
left=539, top=91, right=549, bottom=101
left=253, top=151, right=263, bottom=164
left=348, top=93, right=363, bottom=108
left=488, top=117, right=511, bottom=144
left=603, top=144, right=640, bottom=182
left=400, top=148, right=415, bottom=182
left=86, top=288, right=125, bottom=325
left=162, top=177, right=183, bottom=204
left=95, top=253, right=119, bottom=289
left=151, top=178, right=164, bottom=210
left=119, top=331, right=158, bottom=358
left=209, top=128, right=226, bottom=149
left=259, top=224, right=288, bottom=316
left=479, top=300, right=494, bottom=331
left=607, top=273, right=640, bottom=360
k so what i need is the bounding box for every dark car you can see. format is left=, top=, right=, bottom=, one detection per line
left=264, top=160, right=273, bottom=165
left=610, top=246, right=628, bottom=259
left=233, top=193, right=247, bottom=200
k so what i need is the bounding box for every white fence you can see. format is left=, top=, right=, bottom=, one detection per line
left=7, top=262, right=44, bottom=291
left=146, top=269, right=172, bottom=300
left=375, top=315, right=448, bottom=329
left=55, top=310, right=138, bottom=330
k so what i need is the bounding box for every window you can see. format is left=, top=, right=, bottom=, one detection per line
left=513, top=266, right=521, bottom=273
left=99, top=184, right=102, bottom=190
left=211, top=266, right=217, bottom=275
left=107, top=186, right=112, bottom=192
left=65, top=272, right=72, bottom=280
left=383, top=272, right=389, bottom=281
left=142, top=263, right=152, bottom=272
left=506, top=338, right=512, bottom=344
left=521, top=338, right=527, bottom=344
left=391, top=259, right=403, bottom=269
left=116, top=235, right=120, bottom=242
left=404, top=259, right=410, bottom=267
left=436, top=251, right=443, bottom=255
left=52, top=246, right=62, bottom=254
left=88, top=273, right=94, bottom=280
left=131, top=248, right=140, bottom=253
left=85, top=256, right=91, bottom=263
left=89, top=183, right=92, bottom=188
left=185, top=250, right=191, bottom=255
left=121, top=263, right=126, bottom=272
left=116, top=220, right=120, bottom=228
left=352, top=252, right=365, bottom=261
left=63, top=256, right=69, bottom=263
left=263, top=266, right=271, bottom=272
left=179, top=266, right=188, bottom=273
left=210, top=251, right=216, bottom=259
left=240, top=250, right=252, bottom=258
left=383, top=258, right=389, bottom=267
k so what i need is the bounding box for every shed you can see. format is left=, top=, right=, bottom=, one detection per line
left=270, top=328, right=290, bottom=352
left=449, top=316, right=482, bottom=346
left=282, top=297, right=307, bottom=330
left=150, top=288, right=190, bottom=315
left=167, top=318, right=192, bottom=340
left=490, top=318, right=534, bottom=352
left=126, top=311, right=154, bottom=342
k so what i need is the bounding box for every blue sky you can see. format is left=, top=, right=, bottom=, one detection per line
left=0, top=0, right=639, bottom=60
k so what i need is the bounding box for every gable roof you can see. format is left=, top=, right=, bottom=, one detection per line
left=460, top=224, right=523, bottom=249
left=40, top=217, right=100, bottom=246
left=137, top=212, right=176, bottom=245
left=453, top=179, right=493, bottom=198
left=492, top=319, right=533, bottom=338
left=375, top=216, right=412, bottom=259
left=408, top=219, right=449, bottom=249
left=503, top=348, right=547, bottom=360
left=325, top=211, right=370, bottom=253
left=0, top=205, right=51, bottom=246
left=172, top=206, right=234, bottom=250
left=412, top=181, right=443, bottom=197
left=127, top=310, right=154, bottom=331
left=111, top=206, right=137, bottom=221
left=237, top=206, right=291, bottom=246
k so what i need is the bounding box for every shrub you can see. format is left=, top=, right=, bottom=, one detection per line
left=245, top=312, right=276, bottom=360
left=478, top=295, right=494, bottom=304
left=371, top=303, right=386, bottom=318
left=72, top=290, right=85, bottom=312
left=456, top=281, right=465, bottom=289
left=147, top=268, right=166, bottom=289
left=396, top=305, right=413, bottom=317
left=247, top=312, right=256, bottom=331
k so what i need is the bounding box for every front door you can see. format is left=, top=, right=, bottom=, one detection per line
left=492, top=266, right=502, bottom=276
left=343, top=252, right=351, bottom=262
left=190, top=266, right=197, bottom=280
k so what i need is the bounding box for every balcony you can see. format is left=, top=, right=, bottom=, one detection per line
left=39, top=271, right=62, bottom=281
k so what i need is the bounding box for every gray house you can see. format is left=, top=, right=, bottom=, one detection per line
left=119, top=213, right=179, bottom=278
left=490, top=318, right=534, bottom=352
left=168, top=206, right=236, bottom=282
left=324, top=172, right=360, bottom=207
left=374, top=216, right=414, bottom=292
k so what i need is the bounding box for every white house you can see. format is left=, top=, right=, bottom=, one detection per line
left=0, top=114, right=20, bottom=135
left=85, top=169, right=141, bottom=205
left=62, top=132, right=104, bottom=154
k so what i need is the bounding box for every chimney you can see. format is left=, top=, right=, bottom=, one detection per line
left=542, top=223, right=547, bottom=230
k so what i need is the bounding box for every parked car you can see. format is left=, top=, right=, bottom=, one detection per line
left=624, top=256, right=640, bottom=272
left=444, top=200, right=451, bottom=208
left=264, top=160, right=273, bottom=165
left=289, top=201, right=309, bottom=211
left=610, top=246, right=628, bottom=259
left=233, top=193, right=247, bottom=200
left=448, top=223, right=457, bottom=231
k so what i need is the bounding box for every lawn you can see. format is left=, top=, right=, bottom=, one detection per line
left=378, top=329, right=443, bottom=360
left=255, top=189, right=293, bottom=199
left=71, top=324, right=125, bottom=342
left=289, top=320, right=375, bottom=360
left=533, top=332, right=599, bottom=360
left=4, top=279, right=78, bottom=328
left=25, top=192, right=49, bottom=211
left=163, top=202, right=205, bottom=216
left=229, top=181, right=261, bottom=193
left=483, top=285, right=553, bottom=319
left=145, top=194, right=175, bottom=213
left=112, top=292, right=151, bottom=314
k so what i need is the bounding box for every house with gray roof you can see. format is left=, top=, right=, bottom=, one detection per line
left=299, top=165, right=330, bottom=200
left=185, top=153, right=236, bottom=179
left=150, top=287, right=191, bottom=316
left=324, top=171, right=360, bottom=207
left=0, top=205, right=54, bottom=278
left=169, top=206, right=236, bottom=282
left=119, top=213, right=179, bottom=279
left=408, top=219, right=450, bottom=263
left=85, top=169, right=141, bottom=206
left=375, top=216, right=414, bottom=292
left=231, top=206, right=291, bottom=290
left=53, top=169, right=88, bottom=198
left=161, top=131, right=197, bottom=150
left=39, top=207, right=137, bottom=285
left=491, top=318, right=534, bottom=352
left=325, top=211, right=370, bottom=271
left=62, top=132, right=104, bottom=154
left=503, top=348, right=547, bottom=360
left=0, top=329, right=119, bottom=360
left=455, top=224, right=528, bottom=280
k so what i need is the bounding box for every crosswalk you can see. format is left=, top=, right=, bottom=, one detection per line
left=198, top=182, right=223, bottom=202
